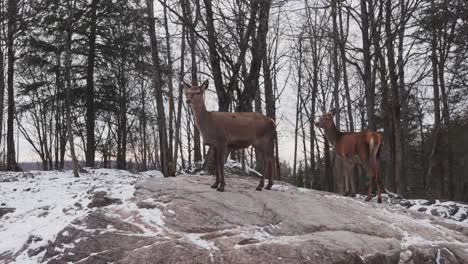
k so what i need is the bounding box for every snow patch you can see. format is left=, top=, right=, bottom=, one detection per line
left=0, top=169, right=150, bottom=262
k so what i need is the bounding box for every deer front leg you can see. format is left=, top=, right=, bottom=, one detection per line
left=342, top=160, right=352, bottom=196
left=216, top=145, right=226, bottom=192
left=349, top=167, right=357, bottom=197
left=210, top=147, right=220, bottom=189
left=343, top=165, right=350, bottom=196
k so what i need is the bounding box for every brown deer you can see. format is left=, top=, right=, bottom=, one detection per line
left=182, top=80, right=277, bottom=192
left=315, top=110, right=383, bottom=203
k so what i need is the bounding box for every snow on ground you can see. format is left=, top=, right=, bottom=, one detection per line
left=0, top=168, right=157, bottom=262
left=1, top=167, right=468, bottom=263
left=352, top=192, right=468, bottom=224
left=404, top=199, right=468, bottom=223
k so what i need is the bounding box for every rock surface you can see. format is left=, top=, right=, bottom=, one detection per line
left=41, top=175, right=468, bottom=264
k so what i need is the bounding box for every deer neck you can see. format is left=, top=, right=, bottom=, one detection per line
left=190, top=100, right=210, bottom=132
left=324, top=122, right=341, bottom=147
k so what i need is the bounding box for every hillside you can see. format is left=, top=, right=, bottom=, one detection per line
left=1, top=169, right=467, bottom=263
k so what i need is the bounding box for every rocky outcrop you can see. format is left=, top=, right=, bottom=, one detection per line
left=42, top=175, right=468, bottom=264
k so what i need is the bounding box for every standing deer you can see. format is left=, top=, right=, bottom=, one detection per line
left=183, top=80, right=277, bottom=192
left=315, top=110, right=383, bottom=203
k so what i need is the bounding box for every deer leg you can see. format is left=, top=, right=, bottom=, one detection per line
left=264, top=137, right=275, bottom=190
left=366, top=166, right=375, bottom=202
left=348, top=165, right=356, bottom=197
left=217, top=145, right=226, bottom=192
left=265, top=157, right=274, bottom=190
left=210, top=147, right=220, bottom=189
left=256, top=149, right=265, bottom=191
left=343, top=162, right=350, bottom=196
left=376, top=164, right=382, bottom=203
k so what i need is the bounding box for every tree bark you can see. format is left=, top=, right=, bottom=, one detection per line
left=85, top=0, right=99, bottom=168
left=360, top=0, right=375, bottom=130
left=147, top=0, right=170, bottom=177
left=385, top=0, right=403, bottom=194
left=65, top=0, right=79, bottom=177
left=163, top=0, right=176, bottom=168
left=6, top=0, right=18, bottom=171
left=426, top=0, right=441, bottom=197
left=172, top=15, right=187, bottom=176
left=185, top=0, right=202, bottom=163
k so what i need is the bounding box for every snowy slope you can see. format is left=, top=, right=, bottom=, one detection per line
left=0, top=169, right=153, bottom=263
left=1, top=169, right=467, bottom=263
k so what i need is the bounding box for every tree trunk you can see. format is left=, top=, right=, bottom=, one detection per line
left=6, top=0, right=18, bottom=171
left=254, top=88, right=264, bottom=173
left=338, top=2, right=353, bottom=131
left=163, top=0, right=176, bottom=169
left=0, top=35, right=4, bottom=150
left=238, top=0, right=270, bottom=111
left=426, top=0, right=441, bottom=197
left=85, top=0, right=99, bottom=168
left=360, top=0, right=375, bottom=130
left=172, top=17, right=186, bottom=176
left=186, top=1, right=202, bottom=162
left=385, top=0, right=403, bottom=194
left=65, top=0, right=79, bottom=177
left=147, top=0, right=170, bottom=177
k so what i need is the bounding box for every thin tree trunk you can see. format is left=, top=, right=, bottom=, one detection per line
left=146, top=0, right=170, bottom=177
left=163, top=0, right=175, bottom=169
left=186, top=2, right=201, bottom=162
left=85, top=0, right=99, bottom=168
left=426, top=0, right=441, bottom=197
left=6, top=0, right=18, bottom=171
left=338, top=2, right=353, bottom=131
left=173, top=13, right=186, bottom=176
left=385, top=0, right=402, bottom=194
left=0, top=35, right=4, bottom=150
left=254, top=88, right=264, bottom=173
left=65, top=0, right=79, bottom=177
left=293, top=34, right=303, bottom=180
left=360, top=0, right=375, bottom=130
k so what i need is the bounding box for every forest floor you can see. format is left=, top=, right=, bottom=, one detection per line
left=0, top=166, right=467, bottom=263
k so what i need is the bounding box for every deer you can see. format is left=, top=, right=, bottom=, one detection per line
left=182, top=79, right=277, bottom=192
left=315, top=110, right=383, bottom=203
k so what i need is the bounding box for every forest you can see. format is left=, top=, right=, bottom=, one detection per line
left=0, top=0, right=467, bottom=201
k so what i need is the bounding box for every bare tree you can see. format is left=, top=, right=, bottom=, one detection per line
left=65, top=0, right=79, bottom=177
left=146, top=0, right=170, bottom=177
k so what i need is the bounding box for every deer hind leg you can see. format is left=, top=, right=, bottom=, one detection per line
left=376, top=163, right=382, bottom=203
left=264, top=136, right=275, bottom=190
left=366, top=165, right=377, bottom=202
left=210, top=147, right=220, bottom=189
left=345, top=162, right=356, bottom=197
left=264, top=156, right=274, bottom=190
left=255, top=149, right=265, bottom=191
left=216, top=145, right=227, bottom=192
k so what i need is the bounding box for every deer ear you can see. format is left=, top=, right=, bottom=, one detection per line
left=200, top=79, right=209, bottom=91
left=181, top=80, right=191, bottom=89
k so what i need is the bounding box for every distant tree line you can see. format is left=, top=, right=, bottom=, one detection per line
left=0, top=0, right=467, bottom=201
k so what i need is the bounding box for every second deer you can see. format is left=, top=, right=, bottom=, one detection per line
left=183, top=80, right=277, bottom=192
left=315, top=110, right=383, bottom=203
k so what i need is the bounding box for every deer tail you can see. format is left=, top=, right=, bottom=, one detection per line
left=369, top=133, right=382, bottom=164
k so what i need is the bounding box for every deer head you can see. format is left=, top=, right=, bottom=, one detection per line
left=182, top=79, right=209, bottom=105
left=315, top=109, right=337, bottom=128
